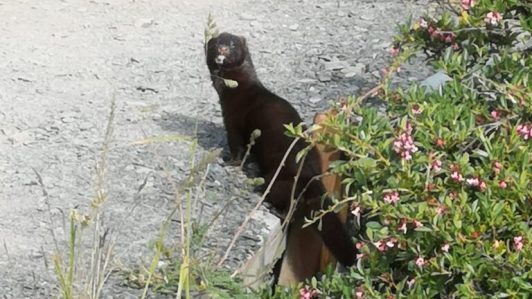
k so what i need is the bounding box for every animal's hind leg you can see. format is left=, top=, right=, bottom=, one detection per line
left=277, top=218, right=322, bottom=286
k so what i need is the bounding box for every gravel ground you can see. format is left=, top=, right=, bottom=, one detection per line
left=0, top=0, right=433, bottom=297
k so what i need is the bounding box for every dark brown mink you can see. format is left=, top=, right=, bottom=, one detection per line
left=205, top=32, right=356, bottom=272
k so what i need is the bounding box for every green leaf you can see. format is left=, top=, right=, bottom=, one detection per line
left=366, top=221, right=382, bottom=230
left=354, top=157, right=377, bottom=169
left=223, top=79, right=238, bottom=88
left=460, top=153, right=469, bottom=165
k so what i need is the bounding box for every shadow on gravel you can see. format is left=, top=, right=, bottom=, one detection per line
left=156, top=111, right=228, bottom=151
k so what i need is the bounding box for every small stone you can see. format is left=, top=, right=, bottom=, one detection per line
left=309, top=96, right=322, bottom=104
left=342, top=63, right=367, bottom=77
left=296, top=78, right=316, bottom=84
left=250, top=21, right=260, bottom=27
left=239, top=13, right=256, bottom=21
left=420, top=71, right=452, bottom=92
left=323, top=60, right=349, bottom=71
left=317, top=71, right=332, bottom=82
left=288, top=24, right=299, bottom=31
left=135, top=18, right=154, bottom=28
left=78, top=121, right=92, bottom=131
left=352, top=25, right=369, bottom=32
left=61, top=117, right=75, bottom=123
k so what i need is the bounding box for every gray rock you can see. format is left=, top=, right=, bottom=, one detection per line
left=323, top=60, right=349, bottom=71
left=420, top=71, right=452, bottom=92
left=317, top=71, right=332, bottom=82
left=309, top=96, right=322, bottom=104
left=342, top=63, right=367, bottom=77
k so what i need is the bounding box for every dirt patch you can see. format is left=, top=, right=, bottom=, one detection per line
left=0, top=0, right=432, bottom=297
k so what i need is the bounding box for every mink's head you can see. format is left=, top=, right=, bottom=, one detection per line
left=206, top=32, right=248, bottom=70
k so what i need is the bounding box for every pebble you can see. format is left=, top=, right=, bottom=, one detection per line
left=135, top=18, right=154, bottom=28
left=239, top=13, right=256, bottom=21
left=309, top=96, right=322, bottom=103
left=323, top=60, right=349, bottom=71
left=288, top=24, right=299, bottom=31
left=342, top=63, right=367, bottom=77
left=317, top=71, right=332, bottom=82
left=61, top=117, right=76, bottom=123
left=78, top=121, right=93, bottom=131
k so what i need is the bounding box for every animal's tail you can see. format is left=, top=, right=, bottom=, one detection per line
left=315, top=204, right=356, bottom=267
left=303, top=181, right=356, bottom=267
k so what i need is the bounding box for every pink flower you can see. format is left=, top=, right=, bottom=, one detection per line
left=431, top=160, right=442, bottom=172
left=419, top=18, right=428, bottom=29
left=452, top=43, right=460, bottom=50
left=449, top=191, right=458, bottom=200
left=415, top=256, right=425, bottom=268
left=411, top=104, right=423, bottom=115
left=383, top=191, right=400, bottom=204
left=428, top=24, right=440, bottom=39
left=356, top=241, right=365, bottom=249
left=389, top=46, right=400, bottom=57
left=413, top=220, right=424, bottom=228
left=466, top=177, right=480, bottom=187
left=398, top=220, right=408, bottom=234
left=491, top=110, right=501, bottom=120
left=479, top=181, right=487, bottom=191
left=386, top=238, right=398, bottom=248
left=407, top=278, right=416, bottom=289
left=441, top=243, right=450, bottom=252
left=461, top=0, right=475, bottom=10
left=493, top=161, right=503, bottom=175
left=351, top=206, right=361, bottom=217
left=442, top=32, right=456, bottom=43
left=498, top=180, right=507, bottom=189
left=436, top=205, right=447, bottom=215
left=516, top=124, right=531, bottom=140
left=435, top=137, right=445, bottom=148
left=393, top=127, right=418, bottom=160
left=485, top=11, right=503, bottom=25
left=355, top=287, right=365, bottom=299
left=299, top=286, right=319, bottom=299
left=514, top=236, right=523, bottom=251
left=374, top=240, right=387, bottom=252
left=451, top=171, right=464, bottom=182
left=356, top=253, right=365, bottom=260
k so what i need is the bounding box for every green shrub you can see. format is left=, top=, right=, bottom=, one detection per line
left=281, top=1, right=531, bottom=298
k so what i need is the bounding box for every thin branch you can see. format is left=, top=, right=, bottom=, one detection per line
left=217, top=137, right=301, bottom=267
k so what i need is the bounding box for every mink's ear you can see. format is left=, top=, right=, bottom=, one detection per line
left=239, top=36, right=247, bottom=47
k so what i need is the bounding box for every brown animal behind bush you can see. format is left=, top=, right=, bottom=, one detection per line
left=205, top=32, right=356, bottom=284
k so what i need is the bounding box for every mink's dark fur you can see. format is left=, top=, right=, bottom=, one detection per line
left=205, top=32, right=356, bottom=273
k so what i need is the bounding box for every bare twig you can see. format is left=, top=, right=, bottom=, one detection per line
left=217, top=137, right=301, bottom=267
